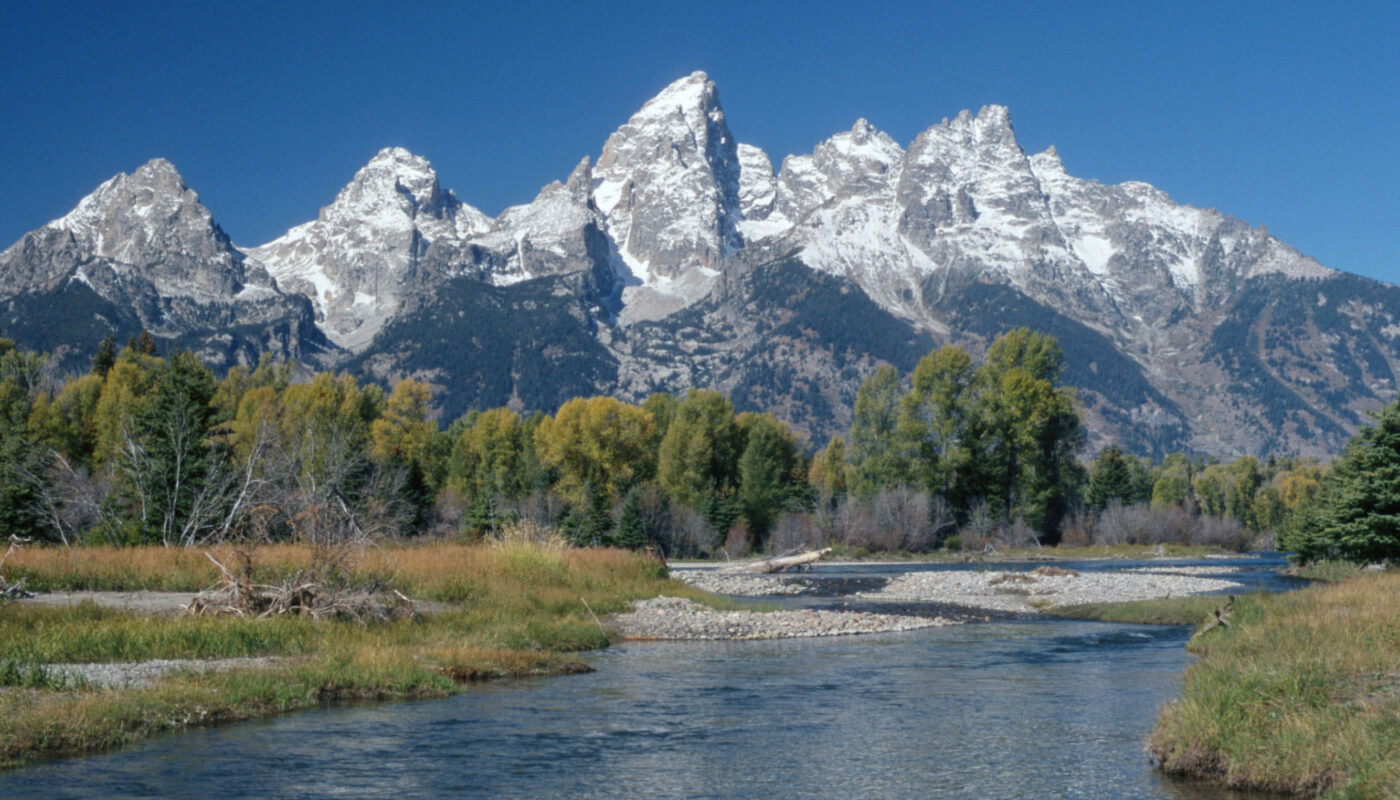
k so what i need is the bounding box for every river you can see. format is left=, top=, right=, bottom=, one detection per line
left=1, top=557, right=1295, bottom=799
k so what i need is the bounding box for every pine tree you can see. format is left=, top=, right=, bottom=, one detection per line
left=0, top=381, right=48, bottom=540
left=1088, top=446, right=1135, bottom=511
left=92, top=335, right=117, bottom=377
left=615, top=486, right=646, bottom=550
left=1290, top=399, right=1400, bottom=562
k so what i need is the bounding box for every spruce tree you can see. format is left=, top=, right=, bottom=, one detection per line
left=615, top=486, right=646, bottom=550
left=1292, top=399, right=1400, bottom=562
left=1088, top=446, right=1135, bottom=511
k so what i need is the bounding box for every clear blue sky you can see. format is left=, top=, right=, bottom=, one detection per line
left=2, top=1, right=1396, bottom=283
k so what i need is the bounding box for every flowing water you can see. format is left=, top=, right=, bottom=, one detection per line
left=1, top=557, right=1296, bottom=800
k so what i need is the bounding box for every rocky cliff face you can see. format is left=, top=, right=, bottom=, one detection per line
left=2, top=73, right=1392, bottom=458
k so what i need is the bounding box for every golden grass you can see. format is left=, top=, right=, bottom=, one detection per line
left=1150, top=571, right=1400, bottom=799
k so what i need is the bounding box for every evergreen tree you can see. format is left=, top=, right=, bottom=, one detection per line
left=571, top=481, right=614, bottom=546
left=0, top=380, right=49, bottom=541
left=1287, top=398, right=1400, bottom=562
left=92, top=336, right=117, bottom=378
left=135, top=330, right=158, bottom=355
left=1087, top=446, right=1135, bottom=511
left=614, top=486, right=647, bottom=550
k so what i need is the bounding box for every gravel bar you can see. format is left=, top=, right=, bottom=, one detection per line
left=854, top=569, right=1244, bottom=613
left=609, top=596, right=955, bottom=640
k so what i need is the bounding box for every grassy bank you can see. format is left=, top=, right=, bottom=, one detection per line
left=1145, top=571, right=1400, bottom=798
left=1049, top=594, right=1237, bottom=626
left=0, top=538, right=711, bottom=769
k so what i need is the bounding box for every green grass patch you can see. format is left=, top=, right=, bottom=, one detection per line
left=1287, top=560, right=1367, bottom=583
left=1049, top=594, right=1239, bottom=626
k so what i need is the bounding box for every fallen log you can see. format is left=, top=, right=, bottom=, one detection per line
left=724, top=548, right=833, bottom=574
left=1198, top=595, right=1235, bottom=635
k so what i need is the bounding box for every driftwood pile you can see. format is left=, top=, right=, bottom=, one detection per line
left=0, top=536, right=34, bottom=600
left=185, top=552, right=416, bottom=623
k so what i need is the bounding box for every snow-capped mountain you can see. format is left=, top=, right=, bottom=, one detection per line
left=0, top=159, right=328, bottom=371
left=246, top=147, right=492, bottom=351
left=3, top=72, right=1395, bottom=459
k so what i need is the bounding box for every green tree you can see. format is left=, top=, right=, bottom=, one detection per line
left=656, top=389, right=741, bottom=508
left=0, top=341, right=53, bottom=541
left=736, top=413, right=802, bottom=548
left=1193, top=464, right=1230, bottom=519
left=966, top=329, right=1085, bottom=537
left=1151, top=453, right=1197, bottom=511
left=534, top=396, right=654, bottom=507
left=1087, top=446, right=1135, bottom=511
left=1284, top=399, right=1400, bottom=562
left=848, top=364, right=908, bottom=496
left=446, top=407, right=528, bottom=501
left=897, top=345, right=974, bottom=502
left=614, top=486, right=647, bottom=550
left=115, top=351, right=219, bottom=545
left=1225, top=456, right=1264, bottom=529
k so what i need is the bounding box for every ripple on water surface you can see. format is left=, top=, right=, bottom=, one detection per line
left=1, top=614, right=1275, bottom=799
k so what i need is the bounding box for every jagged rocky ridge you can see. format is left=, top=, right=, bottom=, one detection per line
left=3, top=72, right=1396, bottom=458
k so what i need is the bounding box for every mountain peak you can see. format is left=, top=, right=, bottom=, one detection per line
left=50, top=158, right=209, bottom=244
left=629, top=71, right=721, bottom=125
left=341, top=147, right=444, bottom=213
left=130, top=157, right=186, bottom=188
left=592, top=71, right=742, bottom=302
left=1029, top=145, right=1066, bottom=177
left=850, top=118, right=879, bottom=141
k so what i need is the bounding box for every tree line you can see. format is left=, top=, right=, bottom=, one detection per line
left=0, top=326, right=1379, bottom=560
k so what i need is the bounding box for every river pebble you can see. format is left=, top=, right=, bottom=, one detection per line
left=609, top=596, right=954, bottom=640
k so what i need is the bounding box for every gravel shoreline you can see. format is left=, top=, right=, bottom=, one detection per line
left=625, top=562, right=1252, bottom=640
